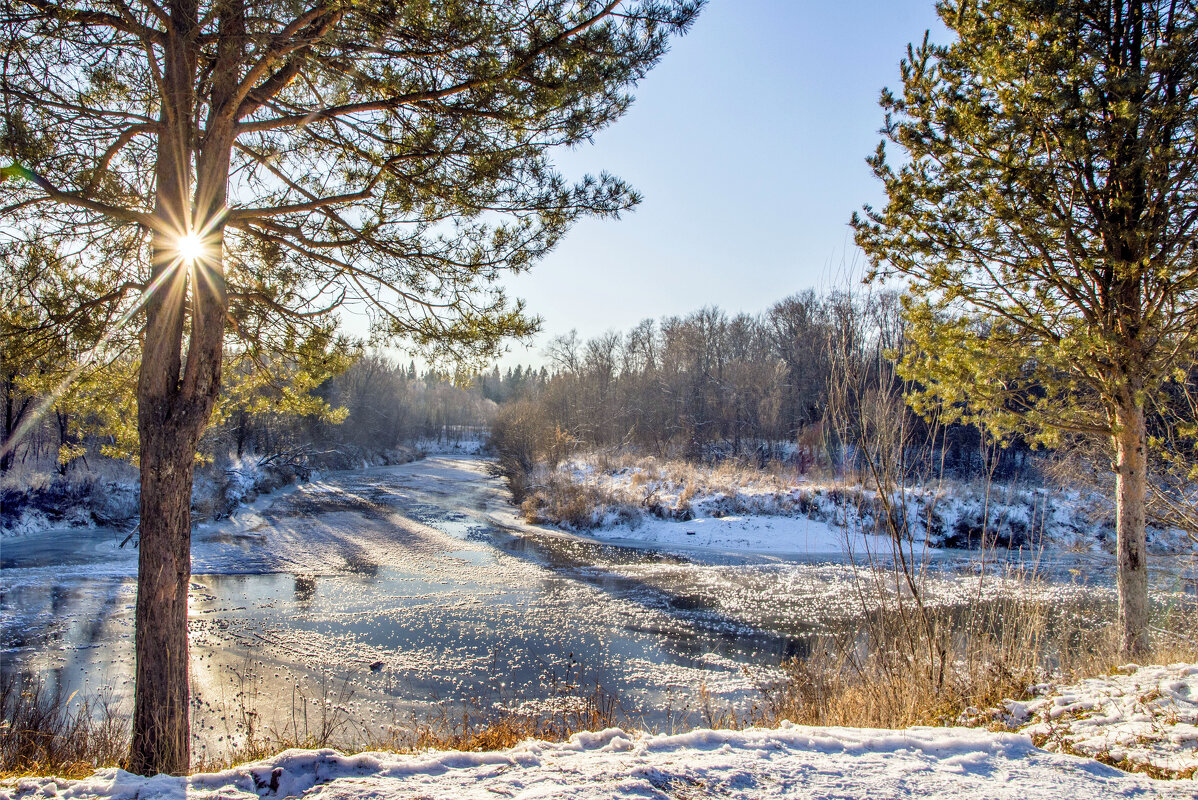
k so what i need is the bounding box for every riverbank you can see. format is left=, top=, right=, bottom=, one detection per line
left=4, top=708, right=1196, bottom=799
left=5, top=655, right=1196, bottom=790
left=0, top=446, right=422, bottom=540
left=512, top=454, right=1197, bottom=556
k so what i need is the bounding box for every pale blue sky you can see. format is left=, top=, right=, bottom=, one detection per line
left=495, top=0, right=947, bottom=367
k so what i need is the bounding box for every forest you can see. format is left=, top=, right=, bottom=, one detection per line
left=7, top=280, right=1197, bottom=547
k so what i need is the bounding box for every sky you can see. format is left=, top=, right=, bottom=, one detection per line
left=491, top=0, right=948, bottom=369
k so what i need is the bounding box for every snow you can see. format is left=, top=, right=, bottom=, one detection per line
left=992, top=663, right=1198, bottom=776
left=0, top=448, right=421, bottom=541
left=527, top=456, right=1198, bottom=557
left=4, top=724, right=1193, bottom=800
left=0, top=478, right=137, bottom=539
left=414, top=432, right=487, bottom=455
left=587, top=512, right=910, bottom=557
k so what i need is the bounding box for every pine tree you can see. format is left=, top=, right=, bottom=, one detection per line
left=0, top=0, right=700, bottom=773
left=853, top=0, right=1198, bottom=656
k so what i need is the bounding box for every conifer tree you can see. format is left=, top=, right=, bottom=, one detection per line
left=853, top=0, right=1198, bottom=656
left=0, top=0, right=700, bottom=774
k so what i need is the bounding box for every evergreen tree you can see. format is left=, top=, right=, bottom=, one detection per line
left=0, top=0, right=700, bottom=773
left=852, top=0, right=1198, bottom=656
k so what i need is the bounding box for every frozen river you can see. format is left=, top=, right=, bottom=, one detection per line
left=2, top=456, right=1194, bottom=759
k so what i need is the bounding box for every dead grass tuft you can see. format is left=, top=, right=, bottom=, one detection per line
left=388, top=685, right=618, bottom=754
left=0, top=676, right=127, bottom=779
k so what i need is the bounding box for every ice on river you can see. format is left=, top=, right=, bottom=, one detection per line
left=2, top=456, right=1193, bottom=767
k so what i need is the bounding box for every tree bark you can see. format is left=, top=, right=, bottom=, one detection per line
left=129, top=225, right=228, bottom=775
left=129, top=225, right=201, bottom=775
left=1114, top=398, right=1150, bottom=658
left=128, top=421, right=194, bottom=775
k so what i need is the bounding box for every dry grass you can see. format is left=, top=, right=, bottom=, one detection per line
left=611, top=454, right=797, bottom=497
left=0, top=676, right=127, bottom=779
left=386, top=685, right=618, bottom=754
left=745, top=598, right=1197, bottom=742
left=518, top=453, right=805, bottom=530
left=520, top=476, right=619, bottom=528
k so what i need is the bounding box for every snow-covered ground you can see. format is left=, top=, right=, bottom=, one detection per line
left=989, top=662, right=1198, bottom=777
left=0, top=447, right=420, bottom=540
left=520, top=456, right=1197, bottom=556
left=4, top=724, right=1194, bottom=800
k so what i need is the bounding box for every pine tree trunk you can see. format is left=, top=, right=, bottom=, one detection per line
left=1114, top=398, right=1150, bottom=658
left=128, top=222, right=200, bottom=775
left=128, top=231, right=227, bottom=773
left=126, top=0, right=236, bottom=771
left=128, top=428, right=194, bottom=775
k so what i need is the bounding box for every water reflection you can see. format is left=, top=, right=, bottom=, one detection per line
left=294, top=575, right=317, bottom=604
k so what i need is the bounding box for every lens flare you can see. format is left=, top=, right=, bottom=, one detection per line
left=177, top=232, right=205, bottom=264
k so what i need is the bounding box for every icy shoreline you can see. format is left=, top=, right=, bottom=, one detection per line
left=0, top=446, right=427, bottom=541
left=517, top=456, right=1198, bottom=557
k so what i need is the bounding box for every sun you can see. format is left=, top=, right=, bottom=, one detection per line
left=176, top=232, right=205, bottom=265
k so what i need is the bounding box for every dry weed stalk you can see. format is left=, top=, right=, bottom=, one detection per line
left=745, top=280, right=1198, bottom=737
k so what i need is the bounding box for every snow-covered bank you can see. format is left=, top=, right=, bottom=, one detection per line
left=4, top=724, right=1192, bottom=800
left=586, top=511, right=901, bottom=556
left=0, top=469, right=139, bottom=538
left=412, top=431, right=487, bottom=455
left=0, top=446, right=420, bottom=540
left=985, top=662, right=1198, bottom=778
left=517, top=456, right=1196, bottom=556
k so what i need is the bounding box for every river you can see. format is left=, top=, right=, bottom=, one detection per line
left=2, top=455, right=1194, bottom=759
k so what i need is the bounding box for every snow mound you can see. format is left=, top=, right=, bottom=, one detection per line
left=1003, top=663, right=1198, bottom=777
left=4, top=724, right=1193, bottom=800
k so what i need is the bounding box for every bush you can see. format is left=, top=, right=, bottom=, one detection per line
left=489, top=400, right=576, bottom=503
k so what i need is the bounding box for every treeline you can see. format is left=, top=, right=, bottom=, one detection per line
left=1, top=351, right=495, bottom=477
left=489, top=289, right=1026, bottom=481
left=217, top=353, right=496, bottom=460
left=476, top=364, right=550, bottom=404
